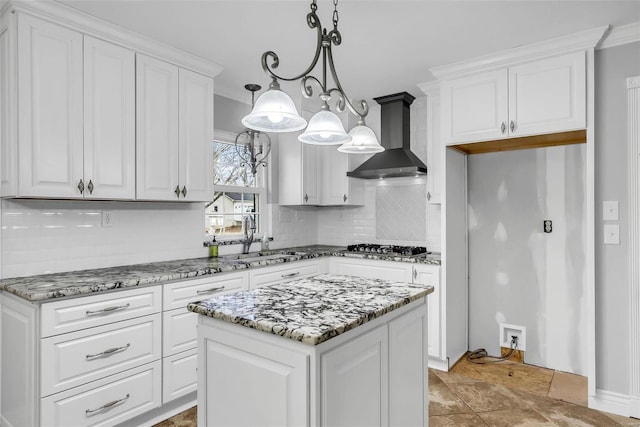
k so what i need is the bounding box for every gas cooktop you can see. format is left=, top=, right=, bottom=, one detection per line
left=346, top=244, right=429, bottom=257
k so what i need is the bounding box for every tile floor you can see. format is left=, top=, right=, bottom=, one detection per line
left=155, top=358, right=640, bottom=427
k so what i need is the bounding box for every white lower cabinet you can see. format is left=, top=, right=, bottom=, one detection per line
left=162, top=349, right=198, bottom=404
left=41, top=360, right=162, bottom=427
left=197, top=297, right=428, bottom=427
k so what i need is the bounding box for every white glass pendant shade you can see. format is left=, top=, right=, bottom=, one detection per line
left=298, top=110, right=352, bottom=145
left=241, top=88, right=307, bottom=132
left=338, top=125, right=385, bottom=153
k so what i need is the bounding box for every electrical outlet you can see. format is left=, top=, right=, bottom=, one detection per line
left=604, top=223, right=620, bottom=244
left=603, top=201, right=619, bottom=221
left=101, top=210, right=113, bottom=228
left=499, top=323, right=527, bottom=351
left=543, top=220, right=552, bottom=233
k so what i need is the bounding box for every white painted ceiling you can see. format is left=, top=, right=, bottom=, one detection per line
left=58, top=0, right=640, bottom=106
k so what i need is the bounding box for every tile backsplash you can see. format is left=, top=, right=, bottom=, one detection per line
left=2, top=199, right=205, bottom=278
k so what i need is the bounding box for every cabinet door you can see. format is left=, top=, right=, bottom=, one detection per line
left=321, top=325, right=388, bottom=427
left=1, top=28, right=17, bottom=197
left=413, top=265, right=441, bottom=359
left=441, top=69, right=508, bottom=144
left=136, top=54, right=179, bottom=200
left=84, top=36, right=135, bottom=199
left=302, top=143, right=320, bottom=204
left=426, top=93, right=442, bottom=204
left=320, top=145, right=349, bottom=205
left=508, top=51, right=586, bottom=136
left=179, top=68, right=214, bottom=202
left=17, top=14, right=83, bottom=198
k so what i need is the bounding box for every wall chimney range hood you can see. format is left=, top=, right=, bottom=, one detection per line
left=347, top=92, right=427, bottom=179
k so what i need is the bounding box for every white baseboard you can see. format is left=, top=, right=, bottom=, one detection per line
left=631, top=395, right=640, bottom=419
left=428, top=357, right=450, bottom=372
left=589, top=389, right=631, bottom=418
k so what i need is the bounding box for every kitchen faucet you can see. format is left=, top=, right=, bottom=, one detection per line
left=241, top=213, right=256, bottom=254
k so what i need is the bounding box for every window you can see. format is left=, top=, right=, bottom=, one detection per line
left=205, top=130, right=265, bottom=238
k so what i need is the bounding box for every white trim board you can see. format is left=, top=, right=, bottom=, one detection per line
left=628, top=75, right=640, bottom=420
left=589, top=389, right=633, bottom=418
left=598, top=22, right=640, bottom=50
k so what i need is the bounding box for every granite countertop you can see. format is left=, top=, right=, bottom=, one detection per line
left=0, top=245, right=441, bottom=302
left=187, top=273, right=434, bottom=345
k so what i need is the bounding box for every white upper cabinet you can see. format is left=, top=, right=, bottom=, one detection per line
left=17, top=14, right=84, bottom=198
left=136, top=54, right=180, bottom=200
left=441, top=51, right=586, bottom=145
left=136, top=54, right=213, bottom=201
left=84, top=36, right=135, bottom=199
left=278, top=132, right=319, bottom=205
left=178, top=69, right=214, bottom=202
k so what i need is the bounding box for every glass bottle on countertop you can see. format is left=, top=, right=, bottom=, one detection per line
left=209, top=236, right=218, bottom=258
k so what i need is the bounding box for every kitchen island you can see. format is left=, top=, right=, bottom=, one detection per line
left=188, top=273, right=434, bottom=427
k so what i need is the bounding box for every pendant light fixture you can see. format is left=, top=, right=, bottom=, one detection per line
left=236, top=84, right=272, bottom=175
left=242, top=0, right=384, bottom=153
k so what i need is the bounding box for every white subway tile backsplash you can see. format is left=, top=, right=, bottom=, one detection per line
left=1, top=199, right=205, bottom=278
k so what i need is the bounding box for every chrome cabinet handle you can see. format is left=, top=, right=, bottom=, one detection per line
left=304, top=193, right=309, bottom=203
left=85, top=394, right=130, bottom=414
left=86, top=303, right=130, bottom=316
left=175, top=185, right=181, bottom=197
left=86, top=343, right=130, bottom=359
left=77, top=179, right=84, bottom=194
left=196, top=285, right=225, bottom=295
left=281, top=272, right=300, bottom=279
left=510, top=120, right=516, bottom=133
left=413, top=268, right=417, bottom=280
left=343, top=194, right=347, bottom=202
left=87, top=180, right=94, bottom=194
left=181, top=186, right=187, bottom=197
left=500, top=122, right=506, bottom=134
left=427, top=192, right=431, bottom=201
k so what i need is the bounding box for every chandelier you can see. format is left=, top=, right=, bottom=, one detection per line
left=236, top=84, right=272, bottom=175
left=241, top=0, right=384, bottom=154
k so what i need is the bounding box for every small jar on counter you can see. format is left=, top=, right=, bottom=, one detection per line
left=209, top=236, right=219, bottom=258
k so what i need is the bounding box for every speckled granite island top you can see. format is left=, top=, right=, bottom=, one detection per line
left=187, top=273, right=434, bottom=345
left=0, top=245, right=440, bottom=302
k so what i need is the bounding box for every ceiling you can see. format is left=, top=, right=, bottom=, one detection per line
left=57, top=0, right=640, bottom=106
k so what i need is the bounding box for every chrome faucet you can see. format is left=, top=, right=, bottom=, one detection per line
left=241, top=213, right=256, bottom=254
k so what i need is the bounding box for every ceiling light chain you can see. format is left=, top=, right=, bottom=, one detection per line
left=241, top=0, right=384, bottom=153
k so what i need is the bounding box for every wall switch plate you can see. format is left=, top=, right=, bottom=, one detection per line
left=101, top=211, right=113, bottom=228
left=603, top=201, right=619, bottom=221
left=604, top=224, right=620, bottom=244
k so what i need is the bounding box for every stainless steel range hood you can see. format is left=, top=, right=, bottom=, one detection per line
left=347, top=92, right=427, bottom=179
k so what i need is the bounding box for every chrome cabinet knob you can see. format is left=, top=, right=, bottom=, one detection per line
left=510, top=120, right=516, bottom=133
left=87, top=180, right=94, bottom=194
left=343, top=194, right=347, bottom=202
left=181, top=186, right=187, bottom=197
left=304, top=193, right=309, bottom=202
left=77, top=179, right=84, bottom=194
left=174, top=185, right=181, bottom=197
left=501, top=122, right=506, bottom=134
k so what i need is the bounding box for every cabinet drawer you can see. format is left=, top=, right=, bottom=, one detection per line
left=330, top=257, right=413, bottom=282
left=162, top=348, right=197, bottom=404
left=163, top=272, right=248, bottom=311
left=41, top=286, right=161, bottom=338
left=250, top=260, right=320, bottom=289
left=163, top=307, right=197, bottom=356
left=41, top=360, right=161, bottom=427
left=41, top=313, right=161, bottom=397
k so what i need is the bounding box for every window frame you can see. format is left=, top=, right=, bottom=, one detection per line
left=209, top=129, right=267, bottom=241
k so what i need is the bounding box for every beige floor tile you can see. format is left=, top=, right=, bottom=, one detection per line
left=447, top=382, right=524, bottom=413
left=604, top=413, right=640, bottom=427
left=478, top=408, right=556, bottom=427
left=429, top=374, right=474, bottom=416
left=429, top=413, right=489, bottom=426
left=535, top=400, right=624, bottom=427
left=548, top=370, right=588, bottom=406
left=153, top=406, right=197, bottom=427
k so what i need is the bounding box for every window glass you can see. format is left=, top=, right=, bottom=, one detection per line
left=207, top=136, right=265, bottom=238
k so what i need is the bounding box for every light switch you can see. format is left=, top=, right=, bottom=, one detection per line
left=603, top=201, right=619, bottom=221
left=604, top=224, right=620, bottom=245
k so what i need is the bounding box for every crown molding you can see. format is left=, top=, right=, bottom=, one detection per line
left=430, top=25, right=609, bottom=80
left=4, top=0, right=223, bottom=78
left=417, top=81, right=440, bottom=97
left=598, top=21, right=640, bottom=50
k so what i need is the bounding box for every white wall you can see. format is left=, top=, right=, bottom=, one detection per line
left=595, top=41, right=640, bottom=395
left=1, top=199, right=206, bottom=278
left=467, top=144, right=587, bottom=375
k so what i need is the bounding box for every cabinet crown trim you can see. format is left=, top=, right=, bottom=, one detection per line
left=430, top=25, right=608, bottom=80
left=4, top=0, right=223, bottom=78
left=598, top=21, right=640, bottom=50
